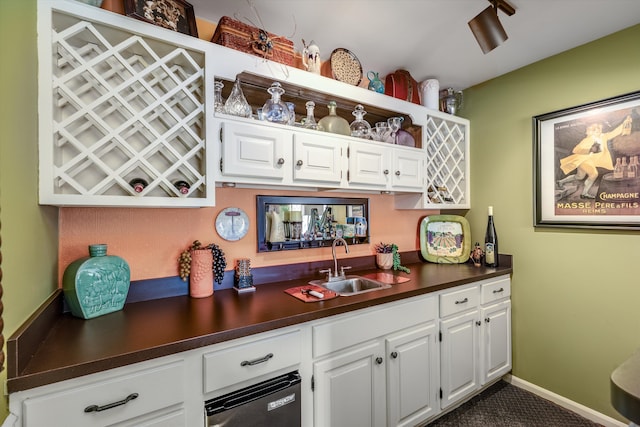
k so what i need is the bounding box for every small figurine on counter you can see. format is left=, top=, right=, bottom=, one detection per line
left=235, top=258, right=256, bottom=293
left=302, top=39, right=321, bottom=74
left=470, top=242, right=484, bottom=267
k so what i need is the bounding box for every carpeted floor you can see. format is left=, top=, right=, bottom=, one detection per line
left=426, top=380, right=603, bottom=426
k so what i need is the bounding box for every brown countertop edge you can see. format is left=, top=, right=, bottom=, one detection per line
left=7, top=253, right=513, bottom=393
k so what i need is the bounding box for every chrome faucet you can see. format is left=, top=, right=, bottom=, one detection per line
left=327, top=237, right=350, bottom=281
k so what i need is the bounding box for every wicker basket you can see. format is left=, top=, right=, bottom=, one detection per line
left=211, top=16, right=295, bottom=66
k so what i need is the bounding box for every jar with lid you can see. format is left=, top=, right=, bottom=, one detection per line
left=318, top=101, right=350, bottom=135
left=262, top=82, right=290, bottom=124
left=350, top=104, right=371, bottom=139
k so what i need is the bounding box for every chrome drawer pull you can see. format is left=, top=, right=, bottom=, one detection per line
left=492, top=288, right=504, bottom=294
left=241, top=353, right=274, bottom=366
left=84, top=392, right=138, bottom=413
left=455, top=297, right=468, bottom=304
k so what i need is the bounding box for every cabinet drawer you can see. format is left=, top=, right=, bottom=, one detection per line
left=313, top=295, right=437, bottom=358
left=481, top=276, right=511, bottom=305
left=23, top=361, right=184, bottom=427
left=439, top=285, right=480, bottom=318
left=203, top=329, right=301, bottom=394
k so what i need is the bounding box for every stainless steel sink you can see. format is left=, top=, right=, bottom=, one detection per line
left=309, top=275, right=391, bottom=296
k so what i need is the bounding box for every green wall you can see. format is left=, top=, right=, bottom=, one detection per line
left=463, top=24, right=640, bottom=422
left=0, top=0, right=59, bottom=419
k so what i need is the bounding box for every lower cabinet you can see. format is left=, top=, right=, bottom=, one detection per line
left=439, top=276, right=512, bottom=411
left=8, top=276, right=510, bottom=426
left=312, top=294, right=439, bottom=427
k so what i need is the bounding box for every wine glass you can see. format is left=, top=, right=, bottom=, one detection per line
left=387, top=116, right=404, bottom=144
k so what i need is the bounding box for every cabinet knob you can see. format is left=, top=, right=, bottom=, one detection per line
left=395, top=170, right=401, bottom=176
left=383, top=169, right=389, bottom=175
left=485, top=317, right=491, bottom=323
left=277, top=158, right=285, bottom=165
left=376, top=357, right=384, bottom=365
left=476, top=320, right=482, bottom=326
left=296, top=160, right=303, bottom=166
left=390, top=351, right=398, bottom=359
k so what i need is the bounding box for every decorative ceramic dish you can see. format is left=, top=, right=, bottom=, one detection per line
left=329, top=48, right=363, bottom=86
left=215, top=207, right=249, bottom=241
left=420, top=214, right=471, bottom=264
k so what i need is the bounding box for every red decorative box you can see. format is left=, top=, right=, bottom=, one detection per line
left=211, top=16, right=295, bottom=66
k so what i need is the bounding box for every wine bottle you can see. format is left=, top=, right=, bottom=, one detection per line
left=129, top=178, right=148, bottom=193
left=174, top=180, right=190, bottom=195
left=484, top=206, right=499, bottom=268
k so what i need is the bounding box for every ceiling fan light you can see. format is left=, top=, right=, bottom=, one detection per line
left=468, top=5, right=508, bottom=54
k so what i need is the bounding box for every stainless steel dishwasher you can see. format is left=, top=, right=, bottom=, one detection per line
left=205, top=371, right=302, bottom=426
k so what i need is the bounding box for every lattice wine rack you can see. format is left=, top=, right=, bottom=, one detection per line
left=39, top=6, right=213, bottom=207
left=424, top=114, right=469, bottom=208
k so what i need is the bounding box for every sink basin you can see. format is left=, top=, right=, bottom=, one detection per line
left=309, top=275, right=391, bottom=296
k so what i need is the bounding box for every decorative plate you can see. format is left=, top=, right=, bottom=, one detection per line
left=420, top=215, right=471, bottom=264
left=329, top=48, right=363, bottom=86
left=215, top=207, right=249, bottom=241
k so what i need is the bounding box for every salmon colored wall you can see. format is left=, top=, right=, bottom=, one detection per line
left=58, top=188, right=436, bottom=283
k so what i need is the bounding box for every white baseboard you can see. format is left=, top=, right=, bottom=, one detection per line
left=505, top=374, right=627, bottom=427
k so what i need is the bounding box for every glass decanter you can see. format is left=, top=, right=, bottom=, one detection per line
left=213, top=80, right=225, bottom=114
left=302, top=101, right=322, bottom=130
left=224, top=77, right=251, bottom=118
left=350, top=104, right=371, bottom=139
left=387, top=116, right=404, bottom=144
left=262, top=82, right=290, bottom=124
left=318, top=101, right=350, bottom=135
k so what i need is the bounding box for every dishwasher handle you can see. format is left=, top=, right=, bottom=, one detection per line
left=205, top=371, right=301, bottom=415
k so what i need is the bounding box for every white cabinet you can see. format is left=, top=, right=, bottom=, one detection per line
left=17, top=359, right=187, bottom=427
left=37, top=1, right=215, bottom=207
left=439, top=285, right=481, bottom=409
left=292, top=131, right=344, bottom=185
left=313, top=339, right=386, bottom=427
left=438, top=276, right=511, bottom=410
left=312, top=294, right=439, bottom=427
left=38, top=2, right=471, bottom=208
left=385, top=322, right=439, bottom=426
left=480, top=277, right=512, bottom=385
left=348, top=141, right=424, bottom=192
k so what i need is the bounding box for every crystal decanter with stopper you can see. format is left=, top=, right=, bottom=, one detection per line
left=262, top=82, right=290, bottom=124
left=318, top=101, right=350, bottom=135
left=302, top=101, right=322, bottom=130
left=350, top=104, right=371, bottom=139
left=213, top=80, right=225, bottom=114
left=224, top=77, right=251, bottom=118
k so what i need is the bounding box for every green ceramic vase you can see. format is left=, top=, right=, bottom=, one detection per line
left=63, top=244, right=130, bottom=319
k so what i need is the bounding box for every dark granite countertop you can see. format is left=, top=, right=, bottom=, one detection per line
left=7, top=253, right=512, bottom=393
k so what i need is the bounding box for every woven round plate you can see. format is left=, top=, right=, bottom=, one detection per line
left=329, top=48, right=363, bottom=86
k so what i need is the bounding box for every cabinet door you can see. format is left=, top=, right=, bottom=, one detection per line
left=386, top=322, right=439, bottom=427
left=481, top=300, right=512, bottom=385
left=314, top=340, right=386, bottom=427
left=292, top=132, right=344, bottom=184
left=348, top=142, right=390, bottom=188
left=439, top=309, right=480, bottom=409
left=391, top=148, right=424, bottom=190
left=220, top=121, right=288, bottom=180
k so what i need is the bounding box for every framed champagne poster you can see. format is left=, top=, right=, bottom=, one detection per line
left=533, top=90, right=640, bottom=230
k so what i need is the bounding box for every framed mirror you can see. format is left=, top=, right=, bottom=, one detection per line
left=257, top=195, right=369, bottom=252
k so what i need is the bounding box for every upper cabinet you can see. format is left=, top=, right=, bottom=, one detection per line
left=37, top=1, right=469, bottom=209
left=38, top=1, right=215, bottom=207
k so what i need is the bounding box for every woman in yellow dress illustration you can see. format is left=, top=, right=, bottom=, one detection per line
left=557, top=115, right=632, bottom=198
